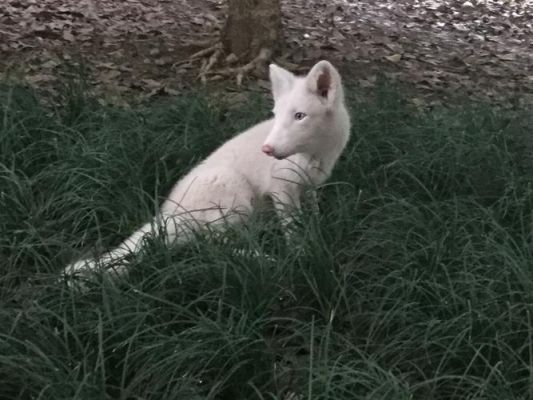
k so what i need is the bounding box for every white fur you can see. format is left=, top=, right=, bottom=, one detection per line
left=64, top=60, right=351, bottom=279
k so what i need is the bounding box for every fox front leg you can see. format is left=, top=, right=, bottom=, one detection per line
left=270, top=188, right=302, bottom=244
left=308, top=188, right=319, bottom=216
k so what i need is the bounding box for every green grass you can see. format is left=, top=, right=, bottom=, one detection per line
left=2, top=80, right=533, bottom=399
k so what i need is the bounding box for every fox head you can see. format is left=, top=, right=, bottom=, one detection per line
left=262, top=60, right=350, bottom=160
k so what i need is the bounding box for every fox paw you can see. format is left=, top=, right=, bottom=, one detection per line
left=58, top=258, right=97, bottom=289
left=60, top=257, right=129, bottom=289
left=64, top=258, right=97, bottom=276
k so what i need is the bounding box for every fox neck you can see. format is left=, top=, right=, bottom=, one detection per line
left=311, top=108, right=351, bottom=177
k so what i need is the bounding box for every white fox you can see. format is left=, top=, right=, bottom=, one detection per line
left=64, top=60, right=351, bottom=278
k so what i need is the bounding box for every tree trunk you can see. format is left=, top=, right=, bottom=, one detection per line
left=222, top=0, right=282, bottom=62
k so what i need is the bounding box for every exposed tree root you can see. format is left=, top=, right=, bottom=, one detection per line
left=207, top=47, right=272, bottom=85
left=178, top=42, right=273, bottom=85
left=198, top=44, right=224, bottom=83
left=172, top=42, right=221, bottom=69
left=189, top=42, right=223, bottom=64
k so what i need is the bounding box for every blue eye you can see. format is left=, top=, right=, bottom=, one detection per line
left=294, top=112, right=307, bottom=120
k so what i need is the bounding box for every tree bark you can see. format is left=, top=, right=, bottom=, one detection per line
left=222, top=0, right=282, bottom=62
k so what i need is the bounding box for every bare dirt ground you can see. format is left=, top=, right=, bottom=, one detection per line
left=1, top=0, right=532, bottom=107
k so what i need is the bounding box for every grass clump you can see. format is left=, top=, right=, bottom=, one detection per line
left=1, top=81, right=533, bottom=399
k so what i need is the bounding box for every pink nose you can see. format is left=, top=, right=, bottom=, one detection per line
left=262, top=144, right=274, bottom=156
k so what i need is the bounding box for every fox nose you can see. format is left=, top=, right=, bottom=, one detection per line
left=262, top=144, right=274, bottom=156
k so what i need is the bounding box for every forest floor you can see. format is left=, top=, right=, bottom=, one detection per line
left=1, top=0, right=532, bottom=106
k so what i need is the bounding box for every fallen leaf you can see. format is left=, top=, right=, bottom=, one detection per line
left=41, top=59, right=59, bottom=69
left=155, top=56, right=173, bottom=66
left=63, top=30, right=74, bottom=42
left=100, top=70, right=121, bottom=81
left=27, top=74, right=55, bottom=83
left=164, top=87, right=180, bottom=96
left=385, top=53, right=402, bottom=63
left=496, top=53, right=517, bottom=61
left=142, top=79, right=162, bottom=89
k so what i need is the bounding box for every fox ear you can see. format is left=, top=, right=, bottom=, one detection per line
left=306, top=60, right=341, bottom=105
left=269, top=64, right=295, bottom=101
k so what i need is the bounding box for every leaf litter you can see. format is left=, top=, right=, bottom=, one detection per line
left=0, top=0, right=531, bottom=107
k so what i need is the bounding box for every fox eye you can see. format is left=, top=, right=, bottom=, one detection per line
left=294, top=112, right=307, bottom=120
